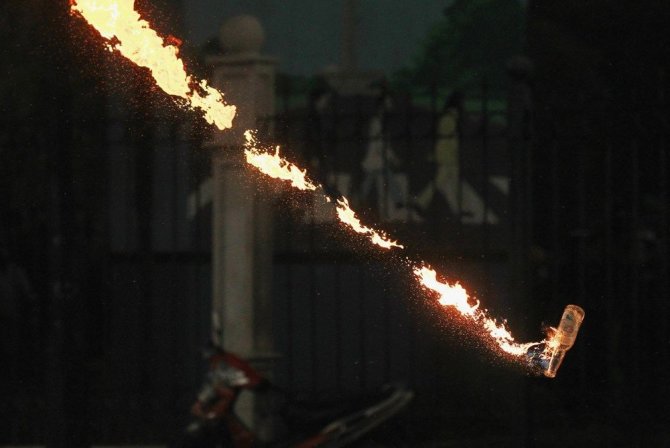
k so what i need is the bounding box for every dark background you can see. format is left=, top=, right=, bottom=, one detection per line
left=1, top=0, right=669, bottom=446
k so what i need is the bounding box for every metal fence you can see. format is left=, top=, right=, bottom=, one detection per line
left=527, top=75, right=670, bottom=439
left=1, top=80, right=214, bottom=443
left=94, top=94, right=214, bottom=442
left=263, top=78, right=532, bottom=440
left=1, top=73, right=533, bottom=443
left=8, top=66, right=669, bottom=443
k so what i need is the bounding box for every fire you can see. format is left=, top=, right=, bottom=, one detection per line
left=72, top=0, right=550, bottom=367
left=243, top=131, right=318, bottom=191
left=413, top=266, right=477, bottom=316
left=70, top=0, right=236, bottom=130
left=243, top=129, right=403, bottom=251
left=414, top=266, right=543, bottom=356
left=335, top=198, right=404, bottom=250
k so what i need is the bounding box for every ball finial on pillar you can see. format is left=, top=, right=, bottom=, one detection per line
left=219, top=15, right=265, bottom=55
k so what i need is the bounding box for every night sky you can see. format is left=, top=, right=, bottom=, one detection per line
left=183, top=0, right=447, bottom=74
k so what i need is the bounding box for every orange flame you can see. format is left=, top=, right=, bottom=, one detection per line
left=414, top=266, right=544, bottom=356
left=70, top=0, right=236, bottom=130
left=335, top=198, right=404, bottom=250
left=73, top=0, right=549, bottom=366
left=243, top=131, right=318, bottom=191
left=544, top=327, right=560, bottom=351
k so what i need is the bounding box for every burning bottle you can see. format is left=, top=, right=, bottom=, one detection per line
left=543, top=305, right=585, bottom=378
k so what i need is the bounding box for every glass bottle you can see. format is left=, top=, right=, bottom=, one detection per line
left=544, top=304, right=585, bottom=378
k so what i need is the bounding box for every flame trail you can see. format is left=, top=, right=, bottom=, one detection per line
left=242, top=133, right=403, bottom=250
left=72, top=0, right=547, bottom=363
left=243, top=131, right=318, bottom=191
left=335, top=198, right=404, bottom=249
left=414, top=266, right=544, bottom=356
left=70, top=0, right=236, bottom=130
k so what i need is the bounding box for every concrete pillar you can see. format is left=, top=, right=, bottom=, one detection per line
left=207, top=15, right=278, bottom=436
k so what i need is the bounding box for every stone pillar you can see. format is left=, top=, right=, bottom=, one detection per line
left=207, top=15, right=278, bottom=436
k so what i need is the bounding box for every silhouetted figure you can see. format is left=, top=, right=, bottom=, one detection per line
left=360, top=93, right=404, bottom=218
left=414, top=91, right=499, bottom=224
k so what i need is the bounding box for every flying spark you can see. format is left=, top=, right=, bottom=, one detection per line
left=70, top=0, right=236, bottom=130
left=414, top=266, right=545, bottom=356
left=243, top=131, right=318, bottom=191
left=72, top=0, right=552, bottom=366
left=335, top=198, right=404, bottom=250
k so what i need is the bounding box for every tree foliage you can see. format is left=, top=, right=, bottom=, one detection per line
left=395, top=0, right=524, bottom=91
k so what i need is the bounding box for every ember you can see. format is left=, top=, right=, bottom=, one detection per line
left=71, top=0, right=579, bottom=374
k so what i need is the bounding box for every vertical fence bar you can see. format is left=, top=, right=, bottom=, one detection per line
left=169, top=121, right=180, bottom=421
left=358, top=267, right=367, bottom=391
left=381, top=95, right=389, bottom=219
left=404, top=91, right=414, bottom=214
left=309, top=203, right=318, bottom=396
left=629, top=134, right=641, bottom=438
left=481, top=79, right=490, bottom=245
left=335, top=265, right=342, bottom=393
left=281, top=80, right=294, bottom=395
left=657, top=70, right=669, bottom=391
left=576, top=103, right=588, bottom=396
left=332, top=92, right=340, bottom=196
left=134, top=103, right=155, bottom=423
left=603, top=134, right=619, bottom=438
left=382, top=278, right=391, bottom=384
left=309, top=265, right=317, bottom=395
left=45, top=81, right=69, bottom=448
left=189, top=121, right=204, bottom=389
left=550, top=135, right=561, bottom=307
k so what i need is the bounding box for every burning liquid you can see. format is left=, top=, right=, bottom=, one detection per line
left=243, top=131, right=318, bottom=191
left=414, top=266, right=543, bottom=356
left=71, top=0, right=572, bottom=372
left=70, top=0, right=236, bottom=130
left=242, top=131, right=402, bottom=250
left=241, top=131, right=403, bottom=250
left=335, top=198, right=404, bottom=250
